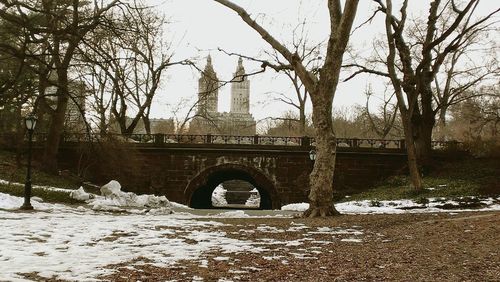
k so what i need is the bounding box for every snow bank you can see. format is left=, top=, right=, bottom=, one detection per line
left=69, top=187, right=92, bottom=201
left=100, top=180, right=122, bottom=197
left=216, top=210, right=249, bottom=218
left=62, top=180, right=174, bottom=213
left=281, top=197, right=500, bottom=214
left=92, top=182, right=170, bottom=211
left=212, top=184, right=228, bottom=206
left=0, top=192, right=52, bottom=210
left=245, top=188, right=260, bottom=207
left=281, top=203, right=309, bottom=212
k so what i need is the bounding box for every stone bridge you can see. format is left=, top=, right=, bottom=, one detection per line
left=44, top=134, right=439, bottom=209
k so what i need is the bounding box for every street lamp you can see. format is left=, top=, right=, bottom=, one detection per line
left=309, top=149, right=316, bottom=162
left=20, top=114, right=37, bottom=210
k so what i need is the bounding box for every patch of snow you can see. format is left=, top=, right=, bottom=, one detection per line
left=256, top=225, right=284, bottom=233
left=70, top=187, right=92, bottom=201
left=170, top=201, right=192, bottom=209
left=286, top=224, right=309, bottom=232
left=199, top=259, right=208, bottom=268
left=0, top=193, right=53, bottom=210
left=281, top=198, right=500, bottom=214
left=212, top=185, right=228, bottom=206
left=0, top=197, right=269, bottom=281
left=216, top=210, right=248, bottom=218
left=100, top=180, right=122, bottom=197
left=281, top=203, right=309, bottom=212
left=31, top=196, right=43, bottom=202
left=85, top=181, right=172, bottom=212
left=245, top=190, right=260, bottom=207
left=316, top=227, right=333, bottom=233
left=213, top=256, right=230, bottom=261
left=340, top=238, right=363, bottom=243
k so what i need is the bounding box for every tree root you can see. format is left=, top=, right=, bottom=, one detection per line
left=302, top=206, right=341, bottom=218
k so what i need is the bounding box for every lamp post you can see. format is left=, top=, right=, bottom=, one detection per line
left=309, top=149, right=316, bottom=162
left=20, top=114, right=37, bottom=210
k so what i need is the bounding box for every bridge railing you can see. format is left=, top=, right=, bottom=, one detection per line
left=18, top=133, right=466, bottom=151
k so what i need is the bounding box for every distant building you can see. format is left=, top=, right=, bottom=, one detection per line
left=63, top=81, right=88, bottom=133
left=189, top=56, right=256, bottom=135
left=134, top=118, right=175, bottom=134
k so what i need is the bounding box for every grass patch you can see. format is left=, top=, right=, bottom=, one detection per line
left=0, top=183, right=84, bottom=204
left=0, top=150, right=80, bottom=190
left=339, top=157, right=499, bottom=202
left=0, top=149, right=83, bottom=204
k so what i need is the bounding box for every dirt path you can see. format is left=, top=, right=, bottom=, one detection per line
left=102, top=211, right=500, bottom=281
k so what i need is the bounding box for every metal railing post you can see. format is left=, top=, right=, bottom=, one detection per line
left=154, top=133, right=165, bottom=146
left=302, top=136, right=310, bottom=148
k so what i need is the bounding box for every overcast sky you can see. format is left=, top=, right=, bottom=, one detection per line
left=148, top=0, right=499, bottom=127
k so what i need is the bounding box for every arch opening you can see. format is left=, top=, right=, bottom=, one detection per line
left=211, top=180, right=261, bottom=209
left=185, top=165, right=279, bottom=210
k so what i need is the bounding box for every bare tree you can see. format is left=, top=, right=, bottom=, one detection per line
left=346, top=0, right=499, bottom=189
left=363, top=85, right=399, bottom=139
left=78, top=1, right=181, bottom=136
left=433, top=26, right=499, bottom=131
left=264, top=23, right=324, bottom=136
left=213, top=0, right=359, bottom=217
left=450, top=87, right=500, bottom=141
left=0, top=0, right=121, bottom=173
left=265, top=111, right=313, bottom=136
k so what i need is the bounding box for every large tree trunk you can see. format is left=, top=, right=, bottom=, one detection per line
left=414, top=97, right=435, bottom=171
left=42, top=78, right=70, bottom=174
left=303, top=90, right=340, bottom=217
left=401, top=114, right=423, bottom=190
left=415, top=121, right=434, bottom=170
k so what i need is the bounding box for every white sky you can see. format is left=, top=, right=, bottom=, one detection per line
left=147, top=0, right=499, bottom=125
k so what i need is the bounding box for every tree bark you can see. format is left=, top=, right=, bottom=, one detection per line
left=415, top=119, right=434, bottom=170
left=303, top=90, right=339, bottom=217
left=401, top=114, right=423, bottom=190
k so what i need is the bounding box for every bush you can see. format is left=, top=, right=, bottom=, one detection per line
left=465, top=138, right=500, bottom=158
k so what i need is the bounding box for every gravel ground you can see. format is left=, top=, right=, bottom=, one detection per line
left=101, top=211, right=499, bottom=282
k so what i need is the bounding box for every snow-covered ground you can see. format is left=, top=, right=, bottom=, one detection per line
left=0, top=192, right=363, bottom=281
left=282, top=197, right=500, bottom=214
left=1, top=178, right=499, bottom=281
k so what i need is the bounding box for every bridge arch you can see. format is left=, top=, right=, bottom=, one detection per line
left=184, top=163, right=280, bottom=209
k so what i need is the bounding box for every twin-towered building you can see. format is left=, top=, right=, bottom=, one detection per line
left=189, top=56, right=256, bottom=135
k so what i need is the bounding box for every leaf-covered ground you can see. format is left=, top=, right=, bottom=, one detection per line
left=100, top=212, right=499, bottom=282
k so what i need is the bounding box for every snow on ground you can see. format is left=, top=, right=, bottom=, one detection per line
left=281, top=203, right=309, bottom=212
left=0, top=195, right=261, bottom=281
left=88, top=180, right=172, bottom=213
left=1, top=177, right=499, bottom=280
left=281, top=197, right=500, bottom=214
left=0, top=192, right=364, bottom=281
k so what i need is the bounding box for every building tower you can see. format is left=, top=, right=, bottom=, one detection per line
left=197, top=55, right=219, bottom=114
left=230, top=58, right=250, bottom=114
